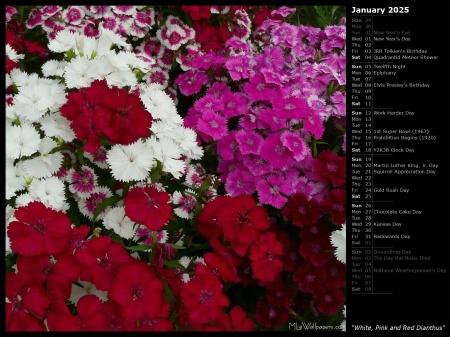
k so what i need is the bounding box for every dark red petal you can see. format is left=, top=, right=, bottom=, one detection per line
left=230, top=306, right=255, bottom=331
left=77, top=294, right=103, bottom=317
left=21, top=285, right=52, bottom=319
left=8, top=221, right=45, bottom=256
left=6, top=308, right=46, bottom=331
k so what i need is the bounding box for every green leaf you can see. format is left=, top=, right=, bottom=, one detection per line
left=164, top=281, right=175, bottom=306
left=168, top=243, right=186, bottom=250
left=316, top=16, right=327, bottom=28
left=150, top=160, right=163, bottom=184
left=169, top=309, right=178, bottom=323
left=65, top=48, right=77, bottom=62
left=163, top=280, right=179, bottom=323
left=126, top=244, right=152, bottom=251
left=92, top=194, right=122, bottom=221
left=19, top=7, right=25, bottom=22
left=164, top=260, right=185, bottom=269
left=49, top=145, right=74, bottom=154
left=110, top=233, right=124, bottom=245
left=333, top=143, right=343, bottom=153
left=76, top=146, right=85, bottom=165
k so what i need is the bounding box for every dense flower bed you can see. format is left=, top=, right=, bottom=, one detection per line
left=5, top=5, right=346, bottom=331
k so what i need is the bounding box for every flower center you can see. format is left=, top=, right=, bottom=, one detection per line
left=268, top=309, right=277, bottom=318
left=265, top=250, right=274, bottom=260
left=326, top=162, right=338, bottom=172
left=133, top=285, right=143, bottom=300
left=289, top=251, right=297, bottom=261
left=98, top=255, right=111, bottom=269
left=168, top=32, right=181, bottom=44
left=116, top=107, right=129, bottom=118
left=285, top=103, right=296, bottom=110
left=330, top=267, right=338, bottom=277
left=298, top=205, right=306, bottom=214
left=68, top=10, right=81, bottom=21
left=306, top=274, right=315, bottom=282
left=310, top=226, right=318, bottom=235
left=324, top=295, right=333, bottom=303
left=147, top=197, right=157, bottom=208
left=311, top=243, right=321, bottom=253
left=12, top=297, right=21, bottom=313
left=199, top=289, right=214, bottom=304
left=33, top=219, right=47, bottom=233
left=275, top=145, right=285, bottom=154
left=257, top=83, right=265, bottom=91
left=271, top=186, right=280, bottom=194
left=237, top=210, right=248, bottom=224
left=332, top=204, right=344, bottom=212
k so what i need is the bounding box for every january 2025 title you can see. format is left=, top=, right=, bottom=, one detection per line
left=352, top=7, right=410, bottom=14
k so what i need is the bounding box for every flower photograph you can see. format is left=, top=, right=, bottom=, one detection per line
left=5, top=5, right=346, bottom=331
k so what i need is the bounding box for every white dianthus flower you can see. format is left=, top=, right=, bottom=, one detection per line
left=6, top=123, right=41, bottom=160
left=14, top=84, right=53, bottom=121
left=105, top=68, right=137, bottom=89
left=48, top=29, right=79, bottom=53
left=39, top=113, right=75, bottom=142
left=330, top=223, right=346, bottom=264
left=117, top=50, right=153, bottom=72
left=22, top=137, right=63, bottom=179
left=6, top=44, right=24, bottom=62
left=340, top=306, right=346, bottom=331
left=99, top=25, right=131, bottom=51
left=64, top=56, right=98, bottom=89
left=103, top=206, right=136, bottom=239
left=41, top=60, right=68, bottom=77
left=147, top=136, right=185, bottom=179
left=5, top=205, right=16, bottom=255
left=28, top=176, right=67, bottom=211
left=178, top=256, right=192, bottom=269
left=68, top=280, right=108, bottom=305
left=6, top=183, right=16, bottom=200
left=140, top=85, right=178, bottom=121
left=15, top=193, right=34, bottom=208
left=106, top=140, right=154, bottom=182
left=168, top=125, right=204, bottom=160
left=9, top=68, right=39, bottom=87
left=90, top=55, right=115, bottom=79
left=6, top=159, right=29, bottom=196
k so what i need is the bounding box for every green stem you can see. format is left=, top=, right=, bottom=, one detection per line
left=312, top=140, right=318, bottom=158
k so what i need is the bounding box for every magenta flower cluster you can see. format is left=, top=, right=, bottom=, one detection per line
left=177, top=17, right=346, bottom=208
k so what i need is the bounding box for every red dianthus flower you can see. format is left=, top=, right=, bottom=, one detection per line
left=218, top=194, right=270, bottom=256
left=320, top=188, right=346, bottom=225
left=125, top=185, right=172, bottom=231
left=98, top=86, right=152, bottom=145
left=312, top=287, right=345, bottom=315
left=79, top=236, right=133, bottom=291
left=313, top=150, right=346, bottom=187
left=8, top=201, right=72, bottom=257
left=109, top=261, right=167, bottom=321
left=180, top=267, right=230, bottom=325
left=283, top=193, right=321, bottom=227
left=6, top=272, right=50, bottom=331
left=249, top=232, right=283, bottom=282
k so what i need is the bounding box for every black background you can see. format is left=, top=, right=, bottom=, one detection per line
left=347, top=2, right=448, bottom=334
